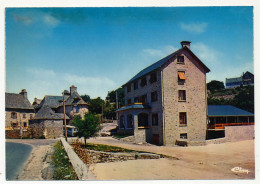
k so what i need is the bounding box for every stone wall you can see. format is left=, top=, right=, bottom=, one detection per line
left=72, top=145, right=160, bottom=165
left=5, top=129, right=31, bottom=139
left=225, top=125, right=254, bottom=141
left=30, top=120, right=63, bottom=139
left=5, top=110, right=35, bottom=129
left=162, top=49, right=207, bottom=146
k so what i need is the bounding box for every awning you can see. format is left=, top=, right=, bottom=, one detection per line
left=178, top=72, right=186, bottom=80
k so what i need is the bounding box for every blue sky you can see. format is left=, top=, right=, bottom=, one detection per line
left=6, top=7, right=253, bottom=102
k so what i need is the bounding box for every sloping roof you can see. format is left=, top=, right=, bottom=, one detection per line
left=208, top=105, right=254, bottom=117
left=5, top=93, right=34, bottom=110
left=65, top=91, right=88, bottom=106
left=125, top=46, right=210, bottom=85
left=37, top=95, right=64, bottom=109
left=116, top=103, right=151, bottom=112
left=226, top=77, right=243, bottom=83
left=34, top=105, right=69, bottom=120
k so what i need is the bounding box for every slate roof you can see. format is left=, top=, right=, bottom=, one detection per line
left=5, top=93, right=34, bottom=110
left=208, top=105, right=254, bottom=117
left=34, top=105, right=69, bottom=120
left=116, top=103, right=151, bottom=112
left=37, top=95, right=64, bottom=109
left=65, top=91, right=88, bottom=106
left=124, top=46, right=210, bottom=85
left=226, top=77, right=243, bottom=83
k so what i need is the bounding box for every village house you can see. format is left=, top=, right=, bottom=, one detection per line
left=116, top=41, right=210, bottom=146
left=226, top=71, right=254, bottom=88
left=5, top=89, right=35, bottom=130
left=34, top=85, right=89, bottom=124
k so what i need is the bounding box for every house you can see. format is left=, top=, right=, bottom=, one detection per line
left=207, top=105, right=254, bottom=140
left=5, top=89, right=35, bottom=130
left=35, top=85, right=89, bottom=124
left=226, top=71, right=254, bottom=88
left=30, top=105, right=69, bottom=139
left=116, top=41, right=210, bottom=146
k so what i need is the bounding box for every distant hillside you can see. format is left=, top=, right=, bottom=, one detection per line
left=207, top=85, right=254, bottom=113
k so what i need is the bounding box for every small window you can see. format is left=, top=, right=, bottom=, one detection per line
left=177, top=56, right=184, bottom=63
left=178, top=71, right=186, bottom=85
left=180, top=133, right=187, bottom=139
left=140, top=94, right=147, bottom=104
left=11, top=112, right=17, bottom=119
left=152, top=113, right=158, bottom=126
left=127, top=99, right=132, bottom=104
left=149, top=72, right=157, bottom=83
left=30, top=114, right=33, bottom=119
left=11, top=122, right=18, bottom=128
left=134, top=81, right=139, bottom=90
left=74, top=106, right=79, bottom=113
left=23, top=122, right=27, bottom=127
left=140, top=77, right=147, bottom=87
left=151, top=91, right=158, bottom=102
left=127, top=84, right=131, bottom=93
left=134, top=97, right=139, bottom=103
left=179, top=112, right=187, bottom=126
left=23, top=114, right=26, bottom=118
left=178, top=90, right=186, bottom=101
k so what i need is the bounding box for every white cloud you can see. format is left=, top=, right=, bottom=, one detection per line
left=142, top=45, right=178, bottom=58
left=26, top=68, right=116, bottom=102
left=43, top=15, right=60, bottom=27
left=180, top=22, right=208, bottom=34
left=192, top=42, right=221, bottom=63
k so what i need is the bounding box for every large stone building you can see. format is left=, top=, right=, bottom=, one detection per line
left=226, top=71, right=254, bottom=88
left=35, top=85, right=89, bottom=124
left=116, top=41, right=210, bottom=146
left=5, top=89, right=35, bottom=130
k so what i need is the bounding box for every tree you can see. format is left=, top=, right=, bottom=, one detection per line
left=89, top=97, right=105, bottom=114
left=71, top=113, right=102, bottom=146
left=207, top=80, right=225, bottom=93
left=107, top=87, right=125, bottom=107
left=81, top=94, right=91, bottom=103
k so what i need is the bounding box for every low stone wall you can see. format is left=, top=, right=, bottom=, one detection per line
left=60, top=138, right=96, bottom=180
left=225, top=125, right=254, bottom=141
left=206, top=138, right=227, bottom=145
left=6, top=129, right=31, bottom=139
left=175, top=139, right=206, bottom=146
left=72, top=145, right=160, bottom=165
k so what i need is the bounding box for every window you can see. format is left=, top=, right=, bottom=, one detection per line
left=11, top=122, right=18, bottom=128
left=126, top=114, right=133, bottom=129
left=178, top=71, right=186, bottom=85
left=149, top=72, right=157, bottom=83
left=23, top=113, right=26, bottom=118
left=134, top=81, right=139, bottom=90
left=180, top=133, right=187, bottom=139
left=23, top=122, right=27, bottom=127
left=151, top=91, right=158, bottom=102
left=177, top=56, right=184, bottom=63
left=138, top=113, right=149, bottom=127
left=178, top=90, right=186, bottom=101
left=179, top=112, right=187, bottom=126
left=120, top=115, right=125, bottom=129
left=127, top=99, right=132, bottom=104
left=11, top=112, right=17, bottom=119
left=74, top=106, right=79, bottom=113
left=140, top=94, right=147, bottom=104
left=152, top=113, right=158, bottom=126
left=127, top=84, right=131, bottom=93
left=140, top=77, right=147, bottom=87
left=134, top=97, right=139, bottom=103
left=30, top=114, right=33, bottom=119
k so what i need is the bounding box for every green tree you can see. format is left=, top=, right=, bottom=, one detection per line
left=71, top=113, right=102, bottom=146
left=107, top=87, right=125, bottom=107
left=81, top=94, right=91, bottom=103
left=89, top=97, right=105, bottom=114
left=207, top=80, right=225, bottom=93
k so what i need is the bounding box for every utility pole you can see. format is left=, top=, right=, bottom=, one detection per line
left=63, top=92, right=67, bottom=141
left=101, top=102, right=104, bottom=123
left=116, top=90, right=118, bottom=121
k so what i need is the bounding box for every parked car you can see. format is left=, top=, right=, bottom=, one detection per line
left=64, top=125, right=79, bottom=137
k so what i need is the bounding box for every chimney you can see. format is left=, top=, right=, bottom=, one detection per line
left=70, top=85, right=77, bottom=94
left=20, top=89, right=28, bottom=99
left=180, top=41, right=191, bottom=49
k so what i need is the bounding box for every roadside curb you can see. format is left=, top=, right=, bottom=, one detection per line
left=60, top=138, right=96, bottom=180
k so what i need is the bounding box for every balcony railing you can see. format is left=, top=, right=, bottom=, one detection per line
left=208, top=122, right=254, bottom=129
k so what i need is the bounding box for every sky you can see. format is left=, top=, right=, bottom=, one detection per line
left=5, top=7, right=254, bottom=103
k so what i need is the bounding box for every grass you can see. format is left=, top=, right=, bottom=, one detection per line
left=82, top=143, right=136, bottom=153
left=112, top=134, right=132, bottom=139
left=52, top=142, right=78, bottom=180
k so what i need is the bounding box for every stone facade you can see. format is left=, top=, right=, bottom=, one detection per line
left=30, top=119, right=63, bottom=139
left=117, top=41, right=209, bottom=146
left=225, top=125, right=254, bottom=141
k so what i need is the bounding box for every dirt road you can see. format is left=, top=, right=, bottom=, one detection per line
left=82, top=137, right=255, bottom=180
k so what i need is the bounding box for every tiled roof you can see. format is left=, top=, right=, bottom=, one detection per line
left=34, top=105, right=69, bottom=120
left=116, top=103, right=151, bottom=112
left=5, top=93, right=34, bottom=109
left=125, top=46, right=210, bottom=85
left=208, top=105, right=254, bottom=116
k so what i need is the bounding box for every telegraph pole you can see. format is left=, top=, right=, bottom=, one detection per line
left=116, top=90, right=118, bottom=121
left=63, top=92, right=67, bottom=141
